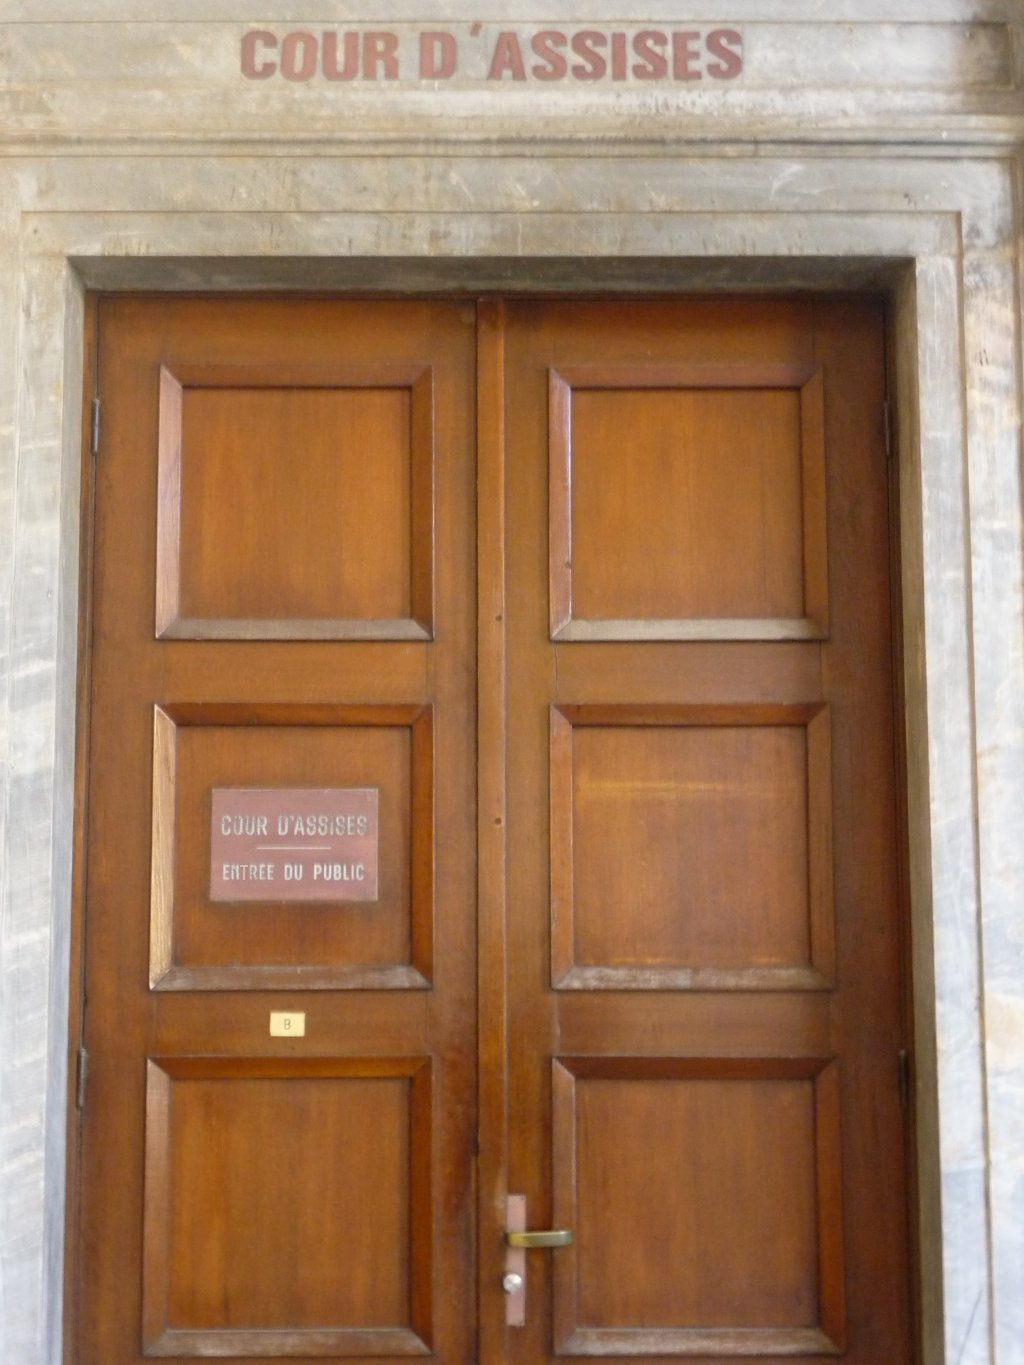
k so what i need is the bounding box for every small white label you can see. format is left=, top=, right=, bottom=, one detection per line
left=269, top=1011, right=306, bottom=1037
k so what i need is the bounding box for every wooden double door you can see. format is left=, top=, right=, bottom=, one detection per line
left=71, top=296, right=912, bottom=1363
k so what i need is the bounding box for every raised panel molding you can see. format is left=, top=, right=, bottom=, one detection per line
left=150, top=703, right=434, bottom=991
left=156, top=363, right=435, bottom=641
left=550, top=704, right=835, bottom=991
left=142, top=1055, right=433, bottom=1358
left=551, top=1055, right=845, bottom=1357
left=548, top=364, right=828, bottom=641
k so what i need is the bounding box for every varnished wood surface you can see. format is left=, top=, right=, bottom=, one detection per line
left=143, top=1057, right=430, bottom=1350
left=502, top=298, right=910, bottom=1364
left=149, top=704, right=434, bottom=991
left=70, top=295, right=910, bottom=1365
left=63, top=291, right=101, bottom=1365
left=548, top=358, right=828, bottom=640
left=550, top=706, right=835, bottom=990
left=74, top=297, right=477, bottom=1363
left=476, top=300, right=512, bottom=1364
left=156, top=360, right=435, bottom=638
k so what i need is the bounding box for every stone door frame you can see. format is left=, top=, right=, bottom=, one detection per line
left=1, top=149, right=1022, bottom=1365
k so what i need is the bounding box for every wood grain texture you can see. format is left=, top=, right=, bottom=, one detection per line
left=503, top=297, right=909, bottom=1365
left=75, top=296, right=476, bottom=1365
left=149, top=702, right=433, bottom=991
left=142, top=1056, right=431, bottom=1354
left=156, top=361, right=435, bottom=639
left=63, top=291, right=100, bottom=1362
left=551, top=1056, right=845, bottom=1351
left=548, top=359, right=828, bottom=640
left=72, top=294, right=910, bottom=1365
left=550, top=703, right=835, bottom=991
left=475, top=300, right=511, bottom=1363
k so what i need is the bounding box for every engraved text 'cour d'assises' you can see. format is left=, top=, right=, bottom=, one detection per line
left=241, top=25, right=744, bottom=85
left=210, top=788, right=379, bottom=903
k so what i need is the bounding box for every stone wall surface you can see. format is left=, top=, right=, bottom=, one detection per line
left=1, top=1, right=1021, bottom=144
left=0, top=2, right=1022, bottom=1363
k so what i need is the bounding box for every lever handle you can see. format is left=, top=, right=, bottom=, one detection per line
left=505, top=1195, right=573, bottom=1327
left=505, top=1228, right=573, bottom=1249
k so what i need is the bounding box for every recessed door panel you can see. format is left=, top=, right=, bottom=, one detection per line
left=552, top=1057, right=843, bottom=1355
left=157, top=362, right=435, bottom=639
left=150, top=704, right=433, bottom=991
left=550, top=704, right=834, bottom=990
left=549, top=362, right=827, bottom=640
left=142, top=1057, right=431, bottom=1357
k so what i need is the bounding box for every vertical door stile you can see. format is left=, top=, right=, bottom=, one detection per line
left=65, top=291, right=100, bottom=1355
left=475, top=300, right=511, bottom=1360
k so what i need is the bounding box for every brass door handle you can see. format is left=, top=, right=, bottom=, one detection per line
left=505, top=1228, right=573, bottom=1249
left=504, top=1195, right=572, bottom=1328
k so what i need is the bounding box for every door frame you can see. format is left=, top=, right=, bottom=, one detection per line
left=63, top=267, right=928, bottom=1364
left=29, top=231, right=988, bottom=1364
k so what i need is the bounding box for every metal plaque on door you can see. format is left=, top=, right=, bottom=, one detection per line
left=210, top=788, right=379, bottom=902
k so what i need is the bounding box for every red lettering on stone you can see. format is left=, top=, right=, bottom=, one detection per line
left=241, top=30, right=277, bottom=80
left=488, top=32, right=527, bottom=81
left=531, top=30, right=568, bottom=81
left=672, top=31, right=702, bottom=81
left=280, top=32, right=317, bottom=82
left=364, top=31, right=399, bottom=80
left=238, top=22, right=745, bottom=88
left=706, top=28, right=743, bottom=79
left=420, top=31, right=457, bottom=79
left=570, top=31, right=607, bottom=81
left=610, top=32, right=628, bottom=81
left=323, top=32, right=359, bottom=81
left=633, top=31, right=668, bottom=81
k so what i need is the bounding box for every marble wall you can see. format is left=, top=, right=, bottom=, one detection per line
left=1, top=3, right=1022, bottom=1363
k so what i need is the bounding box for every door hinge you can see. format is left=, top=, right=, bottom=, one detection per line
left=90, top=397, right=101, bottom=457
left=883, top=399, right=895, bottom=464
left=75, top=1045, right=89, bottom=1111
left=898, top=1048, right=911, bottom=1113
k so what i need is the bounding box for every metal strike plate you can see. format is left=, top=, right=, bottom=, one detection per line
left=269, top=1011, right=306, bottom=1037
left=505, top=1195, right=527, bottom=1327
left=504, top=1195, right=574, bottom=1326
